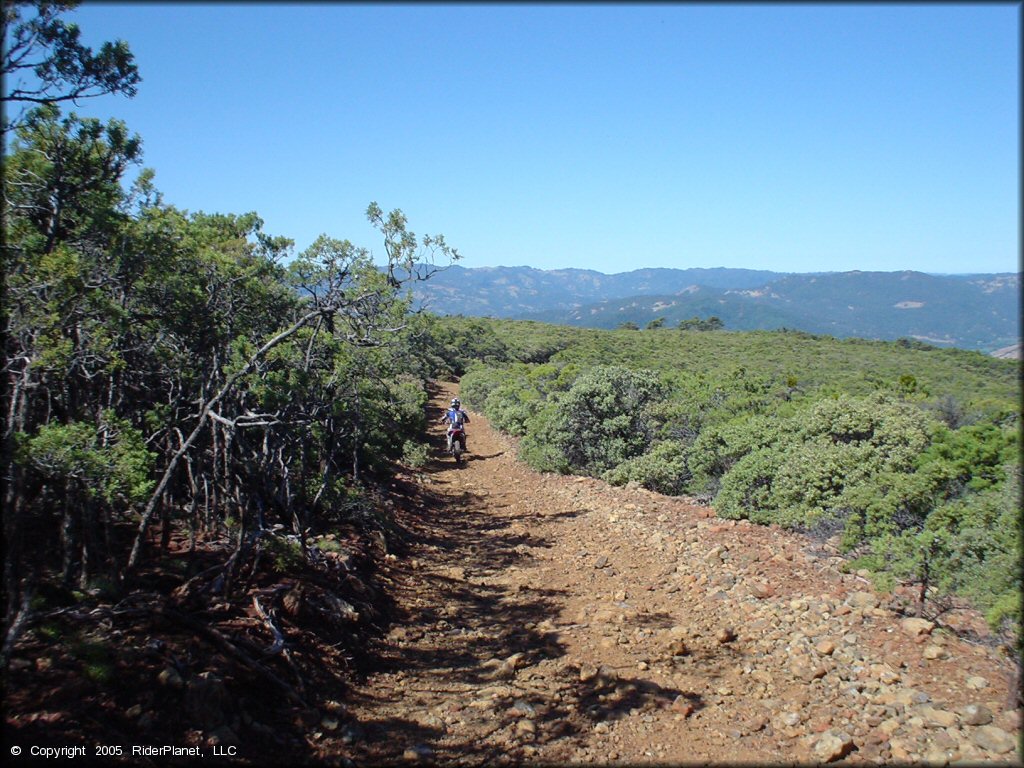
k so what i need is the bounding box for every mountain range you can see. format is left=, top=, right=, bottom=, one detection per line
left=410, top=266, right=1020, bottom=353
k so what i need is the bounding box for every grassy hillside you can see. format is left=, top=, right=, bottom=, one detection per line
left=437, top=317, right=1019, bottom=415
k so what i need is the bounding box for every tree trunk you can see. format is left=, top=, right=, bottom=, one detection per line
left=3, top=369, right=30, bottom=632
left=160, top=493, right=171, bottom=552
left=917, top=552, right=930, bottom=618
left=60, top=485, right=76, bottom=587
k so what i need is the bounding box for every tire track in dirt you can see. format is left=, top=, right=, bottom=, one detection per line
left=326, top=383, right=1020, bottom=765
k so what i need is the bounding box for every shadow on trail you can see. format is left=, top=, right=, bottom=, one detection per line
left=343, top=387, right=705, bottom=764
left=370, top=472, right=568, bottom=680
left=463, top=451, right=506, bottom=460
left=342, top=431, right=569, bottom=761
left=416, top=449, right=504, bottom=473
left=571, top=672, right=704, bottom=723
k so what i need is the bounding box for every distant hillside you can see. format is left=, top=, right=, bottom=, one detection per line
left=410, top=265, right=787, bottom=317
left=411, top=266, right=1020, bottom=353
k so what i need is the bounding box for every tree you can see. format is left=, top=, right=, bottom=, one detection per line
left=4, top=104, right=142, bottom=252
left=3, top=104, right=148, bottom=645
left=678, top=315, right=724, bottom=331
left=1, top=99, right=460, bottom=660
left=2, top=1, right=140, bottom=134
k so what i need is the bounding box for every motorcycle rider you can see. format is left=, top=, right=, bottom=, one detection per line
left=441, top=397, right=470, bottom=452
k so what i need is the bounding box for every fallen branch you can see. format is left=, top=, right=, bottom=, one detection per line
left=251, top=589, right=307, bottom=697
left=170, top=563, right=225, bottom=601
left=154, top=604, right=306, bottom=707
left=251, top=595, right=285, bottom=656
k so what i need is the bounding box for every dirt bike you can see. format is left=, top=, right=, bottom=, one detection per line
left=447, top=425, right=467, bottom=463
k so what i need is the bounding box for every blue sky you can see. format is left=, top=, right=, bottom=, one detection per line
left=24, top=2, right=1021, bottom=274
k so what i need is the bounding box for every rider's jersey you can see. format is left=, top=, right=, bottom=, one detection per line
left=445, top=408, right=468, bottom=429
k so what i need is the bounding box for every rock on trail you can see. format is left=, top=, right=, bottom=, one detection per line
left=322, top=383, right=1021, bottom=765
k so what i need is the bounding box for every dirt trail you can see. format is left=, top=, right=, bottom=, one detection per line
left=328, top=383, right=1021, bottom=765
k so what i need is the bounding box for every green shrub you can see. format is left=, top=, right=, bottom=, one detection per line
left=459, top=364, right=508, bottom=411
left=483, top=382, right=541, bottom=436
left=539, top=365, right=664, bottom=476
left=71, top=639, right=114, bottom=684
left=687, top=412, right=782, bottom=492
left=401, top=440, right=430, bottom=468
left=714, top=444, right=787, bottom=524
left=263, top=535, right=305, bottom=573
left=16, top=413, right=156, bottom=504
left=713, top=394, right=936, bottom=531
left=314, top=536, right=343, bottom=553
left=867, top=466, right=1021, bottom=630
left=603, top=440, right=690, bottom=495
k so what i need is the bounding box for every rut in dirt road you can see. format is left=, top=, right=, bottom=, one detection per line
left=322, top=383, right=1022, bottom=766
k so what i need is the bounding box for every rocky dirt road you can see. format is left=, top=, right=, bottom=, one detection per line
left=328, top=384, right=1021, bottom=765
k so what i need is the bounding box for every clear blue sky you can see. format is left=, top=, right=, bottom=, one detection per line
left=38, top=2, right=1022, bottom=274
